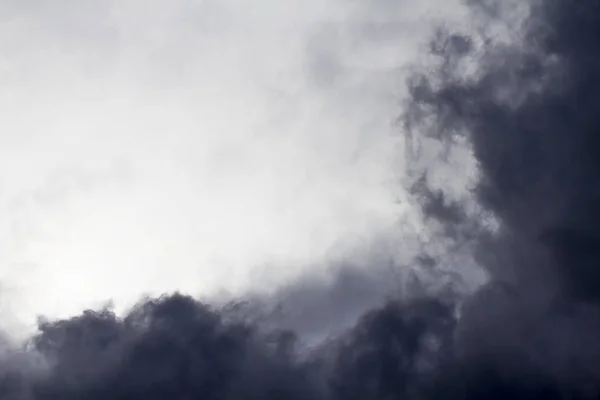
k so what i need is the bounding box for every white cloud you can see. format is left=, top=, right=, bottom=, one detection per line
left=0, top=0, right=467, bottom=336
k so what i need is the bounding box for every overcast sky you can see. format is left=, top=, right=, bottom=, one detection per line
left=0, top=0, right=468, bottom=335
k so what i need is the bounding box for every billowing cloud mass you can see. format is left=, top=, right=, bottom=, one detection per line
left=2, top=0, right=600, bottom=398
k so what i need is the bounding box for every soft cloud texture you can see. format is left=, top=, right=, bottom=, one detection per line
left=1, top=0, right=599, bottom=398
left=0, top=0, right=467, bottom=332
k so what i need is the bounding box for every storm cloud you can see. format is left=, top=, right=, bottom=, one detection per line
left=2, top=0, right=600, bottom=399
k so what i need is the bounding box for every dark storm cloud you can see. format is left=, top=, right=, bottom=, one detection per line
left=3, top=0, right=600, bottom=398
left=406, top=0, right=600, bottom=397
left=408, top=0, right=600, bottom=296
left=0, top=293, right=454, bottom=400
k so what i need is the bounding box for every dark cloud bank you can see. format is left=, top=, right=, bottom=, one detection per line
left=4, top=0, right=600, bottom=398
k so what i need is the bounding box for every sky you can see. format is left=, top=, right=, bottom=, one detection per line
left=0, top=0, right=469, bottom=334
left=3, top=1, right=600, bottom=398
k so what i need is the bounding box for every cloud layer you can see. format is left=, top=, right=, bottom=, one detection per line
left=0, top=0, right=465, bottom=328
left=4, top=0, right=600, bottom=398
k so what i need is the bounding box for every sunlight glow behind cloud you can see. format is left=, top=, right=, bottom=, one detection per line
left=0, top=0, right=467, bottom=335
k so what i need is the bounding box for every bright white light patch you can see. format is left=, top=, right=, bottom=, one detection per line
left=0, top=0, right=467, bottom=336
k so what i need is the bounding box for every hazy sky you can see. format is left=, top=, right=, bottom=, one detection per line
left=0, top=0, right=467, bottom=334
